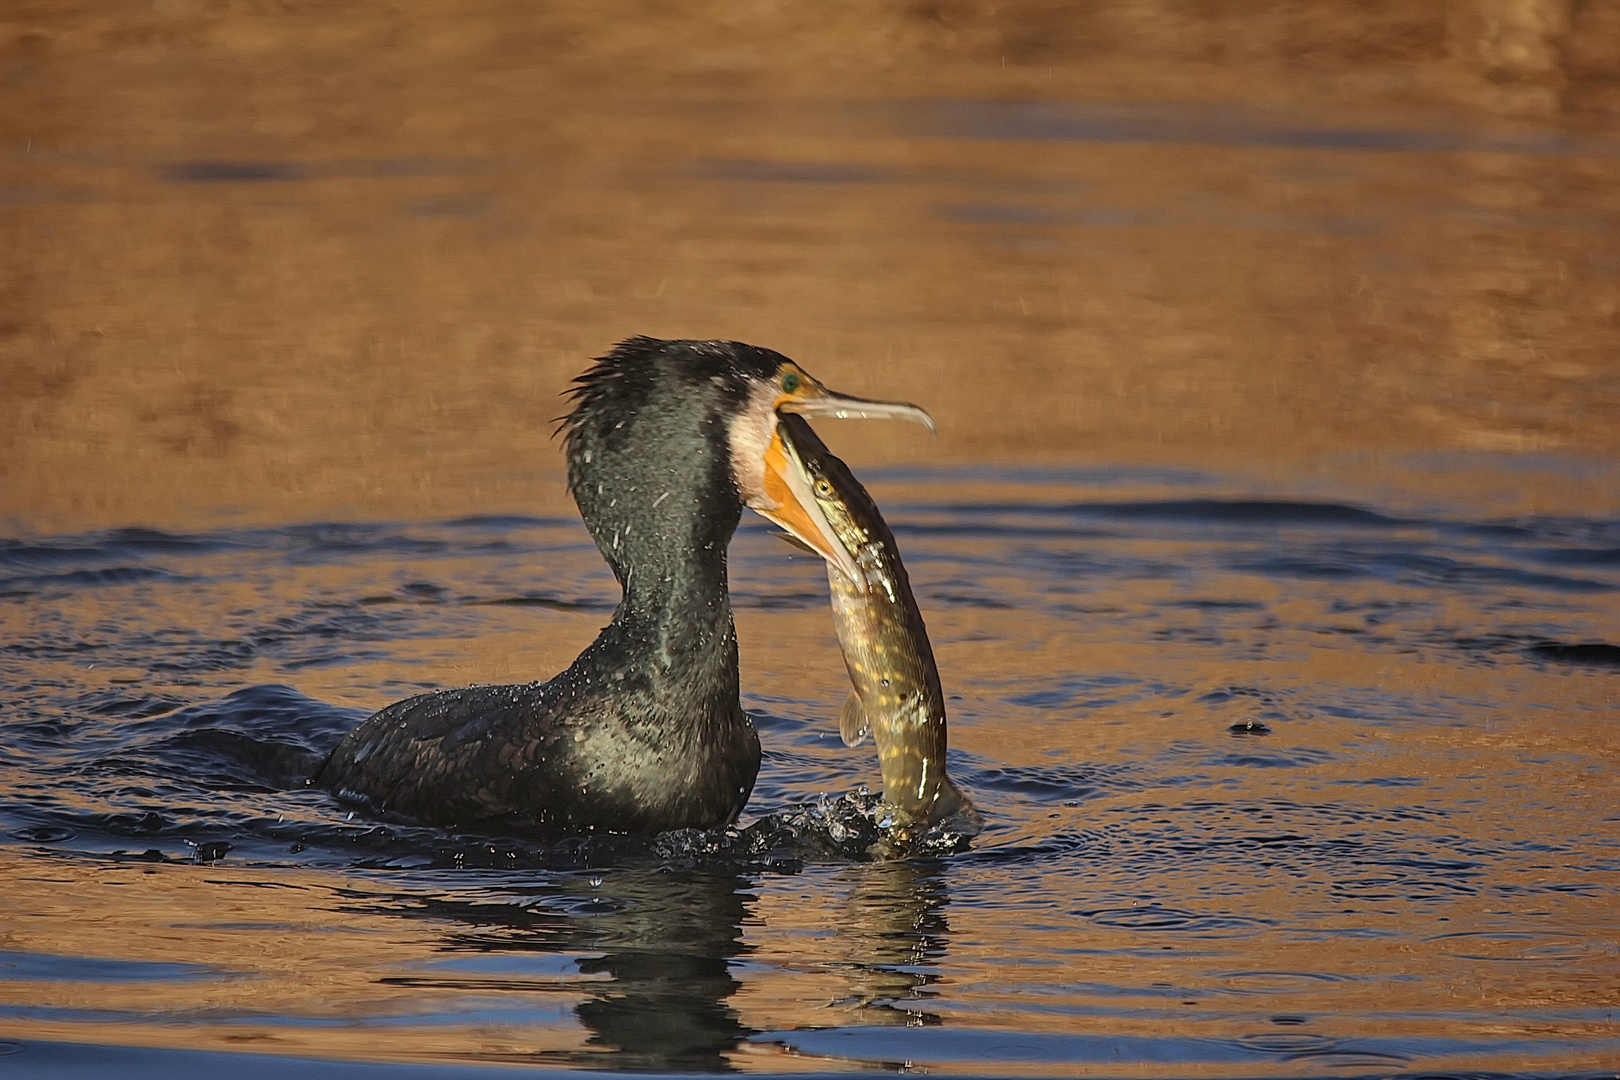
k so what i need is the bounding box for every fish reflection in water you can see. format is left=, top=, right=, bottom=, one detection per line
left=770, top=414, right=981, bottom=839
left=823, top=859, right=951, bottom=1025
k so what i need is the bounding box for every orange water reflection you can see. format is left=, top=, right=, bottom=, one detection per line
left=3, top=2, right=1618, bottom=531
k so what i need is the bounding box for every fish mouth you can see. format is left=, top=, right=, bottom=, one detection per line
left=757, top=422, right=862, bottom=585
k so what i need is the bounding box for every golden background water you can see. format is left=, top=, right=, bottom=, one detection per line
left=4, top=0, right=1618, bottom=529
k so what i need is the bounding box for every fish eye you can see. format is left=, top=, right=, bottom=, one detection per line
left=780, top=371, right=801, bottom=394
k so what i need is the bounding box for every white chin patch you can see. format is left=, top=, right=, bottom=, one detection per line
left=727, top=381, right=780, bottom=510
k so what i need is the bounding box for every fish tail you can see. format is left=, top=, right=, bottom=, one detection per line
left=931, top=776, right=983, bottom=836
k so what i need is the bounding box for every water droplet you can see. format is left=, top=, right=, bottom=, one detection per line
left=589, top=876, right=603, bottom=888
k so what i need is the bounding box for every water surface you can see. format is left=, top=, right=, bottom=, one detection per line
left=2, top=467, right=1616, bottom=1076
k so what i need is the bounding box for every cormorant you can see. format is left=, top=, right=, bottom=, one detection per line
left=315, top=336, right=932, bottom=834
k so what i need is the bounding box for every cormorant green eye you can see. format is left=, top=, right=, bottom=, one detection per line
left=780, top=372, right=801, bottom=394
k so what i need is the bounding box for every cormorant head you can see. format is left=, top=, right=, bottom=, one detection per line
left=561, top=337, right=932, bottom=585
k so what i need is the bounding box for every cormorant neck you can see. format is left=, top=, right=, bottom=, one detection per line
left=562, top=339, right=753, bottom=672
left=588, top=482, right=741, bottom=694
left=611, top=496, right=736, bottom=636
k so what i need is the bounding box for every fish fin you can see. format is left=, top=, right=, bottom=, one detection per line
left=771, top=530, right=819, bottom=555
left=839, top=693, right=871, bottom=747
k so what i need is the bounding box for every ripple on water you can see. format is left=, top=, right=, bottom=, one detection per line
left=0, top=951, right=227, bottom=984
left=1080, top=904, right=1274, bottom=934
left=1203, top=747, right=1336, bottom=769
left=1206, top=969, right=1352, bottom=994
left=1232, top=1031, right=1411, bottom=1067
left=967, top=762, right=1127, bottom=801
left=1424, top=929, right=1600, bottom=962
left=750, top=1023, right=1436, bottom=1070
left=0, top=566, right=190, bottom=600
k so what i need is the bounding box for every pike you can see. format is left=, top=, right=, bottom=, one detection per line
left=766, top=413, right=981, bottom=834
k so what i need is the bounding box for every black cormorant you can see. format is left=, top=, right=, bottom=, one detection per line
left=315, top=336, right=932, bottom=834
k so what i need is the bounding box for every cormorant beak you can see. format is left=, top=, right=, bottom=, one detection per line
left=751, top=367, right=931, bottom=583
left=777, top=385, right=937, bottom=434
left=757, top=426, right=863, bottom=585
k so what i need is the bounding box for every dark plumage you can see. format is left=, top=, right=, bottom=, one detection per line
left=316, top=338, right=783, bottom=833
left=316, top=337, right=932, bottom=835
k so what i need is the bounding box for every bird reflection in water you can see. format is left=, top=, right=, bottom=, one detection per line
left=569, top=869, right=753, bottom=1070
left=377, top=867, right=755, bottom=1071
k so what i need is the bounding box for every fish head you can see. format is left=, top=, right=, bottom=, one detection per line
left=761, top=411, right=881, bottom=582
left=757, top=415, right=866, bottom=584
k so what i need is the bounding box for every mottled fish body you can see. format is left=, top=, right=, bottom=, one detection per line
left=775, top=414, right=979, bottom=833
